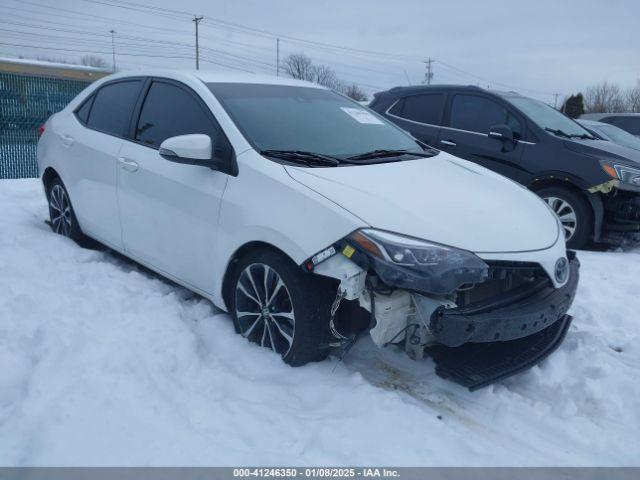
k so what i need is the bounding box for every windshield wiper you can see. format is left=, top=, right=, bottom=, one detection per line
left=545, top=128, right=596, bottom=140
left=260, top=149, right=341, bottom=166
left=545, top=127, right=573, bottom=139
left=570, top=133, right=597, bottom=140
left=346, top=149, right=434, bottom=161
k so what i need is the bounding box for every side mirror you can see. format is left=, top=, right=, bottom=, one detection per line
left=159, top=134, right=220, bottom=169
left=488, top=124, right=514, bottom=143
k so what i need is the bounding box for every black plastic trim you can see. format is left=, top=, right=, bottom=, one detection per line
left=428, top=314, right=573, bottom=391
left=429, top=257, right=579, bottom=347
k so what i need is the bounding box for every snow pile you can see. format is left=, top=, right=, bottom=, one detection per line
left=0, top=179, right=638, bottom=466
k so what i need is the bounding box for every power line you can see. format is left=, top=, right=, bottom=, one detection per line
left=6, top=1, right=192, bottom=35
left=76, top=0, right=424, bottom=62
left=5, top=0, right=562, bottom=99
left=0, top=21, right=276, bottom=71
left=72, top=0, right=559, bottom=97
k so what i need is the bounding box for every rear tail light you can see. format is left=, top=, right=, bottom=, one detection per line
left=38, top=124, right=46, bottom=137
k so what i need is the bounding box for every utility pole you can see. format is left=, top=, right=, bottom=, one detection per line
left=193, top=15, right=204, bottom=70
left=109, top=29, right=116, bottom=72
left=276, top=37, right=280, bottom=76
left=553, top=93, right=560, bottom=109
left=423, top=57, right=434, bottom=85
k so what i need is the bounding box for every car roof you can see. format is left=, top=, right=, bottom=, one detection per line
left=382, top=84, right=526, bottom=100
left=97, top=68, right=325, bottom=89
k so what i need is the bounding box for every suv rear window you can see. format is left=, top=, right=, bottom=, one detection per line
left=389, top=94, right=444, bottom=125
left=87, top=80, right=142, bottom=137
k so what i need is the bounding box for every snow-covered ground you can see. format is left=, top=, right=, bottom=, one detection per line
left=1, top=179, right=639, bottom=466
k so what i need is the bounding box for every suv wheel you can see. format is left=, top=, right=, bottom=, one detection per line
left=229, top=249, right=335, bottom=366
left=537, top=186, right=592, bottom=249
left=47, top=178, right=85, bottom=243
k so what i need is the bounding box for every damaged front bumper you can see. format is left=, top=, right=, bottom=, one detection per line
left=308, top=230, right=580, bottom=390
left=428, top=255, right=580, bottom=347
left=603, top=189, right=640, bottom=239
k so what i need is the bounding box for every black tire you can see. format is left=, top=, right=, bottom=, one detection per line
left=536, top=186, right=593, bottom=249
left=46, top=177, right=89, bottom=245
left=228, top=248, right=336, bottom=366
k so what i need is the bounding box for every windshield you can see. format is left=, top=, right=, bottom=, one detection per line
left=507, top=96, right=592, bottom=137
left=207, top=83, right=423, bottom=158
left=593, top=123, right=640, bottom=151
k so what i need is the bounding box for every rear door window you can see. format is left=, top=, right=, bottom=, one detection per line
left=450, top=94, right=515, bottom=135
left=87, top=80, right=142, bottom=136
left=391, top=94, right=444, bottom=125
left=135, top=81, right=217, bottom=148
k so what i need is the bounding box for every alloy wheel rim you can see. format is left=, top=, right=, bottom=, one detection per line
left=49, top=185, right=72, bottom=237
left=544, top=196, right=577, bottom=241
left=234, top=263, right=295, bottom=357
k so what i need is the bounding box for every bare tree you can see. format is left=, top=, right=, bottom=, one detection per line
left=312, top=65, right=342, bottom=90
left=282, top=53, right=315, bottom=81
left=282, top=52, right=367, bottom=101
left=343, top=83, right=368, bottom=102
left=584, top=81, right=627, bottom=113
left=627, top=81, right=640, bottom=113
left=80, top=55, right=109, bottom=69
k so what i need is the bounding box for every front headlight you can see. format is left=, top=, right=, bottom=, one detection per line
left=346, top=229, right=488, bottom=294
left=601, top=161, right=640, bottom=186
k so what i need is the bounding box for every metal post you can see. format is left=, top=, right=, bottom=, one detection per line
left=276, top=37, right=280, bottom=76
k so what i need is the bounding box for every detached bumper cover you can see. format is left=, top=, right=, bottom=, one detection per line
left=429, top=257, right=579, bottom=348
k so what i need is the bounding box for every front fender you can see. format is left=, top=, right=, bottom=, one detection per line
left=210, top=153, right=366, bottom=309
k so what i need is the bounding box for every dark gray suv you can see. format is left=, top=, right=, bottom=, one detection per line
left=370, top=85, right=640, bottom=249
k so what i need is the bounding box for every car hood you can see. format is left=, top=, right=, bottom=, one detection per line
left=564, top=138, right=640, bottom=164
left=285, top=152, right=560, bottom=254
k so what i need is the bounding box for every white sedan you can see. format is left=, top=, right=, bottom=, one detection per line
left=37, top=70, right=578, bottom=389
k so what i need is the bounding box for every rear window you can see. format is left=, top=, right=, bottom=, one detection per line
left=75, top=96, right=94, bottom=124
left=389, top=94, right=444, bottom=125
left=87, top=80, right=142, bottom=137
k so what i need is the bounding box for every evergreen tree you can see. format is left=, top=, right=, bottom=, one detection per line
left=563, top=93, right=585, bottom=118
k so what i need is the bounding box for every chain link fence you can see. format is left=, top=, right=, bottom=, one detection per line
left=0, top=72, right=92, bottom=179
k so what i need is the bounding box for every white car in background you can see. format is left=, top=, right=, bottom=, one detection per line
left=578, top=119, right=640, bottom=152
left=37, top=70, right=578, bottom=390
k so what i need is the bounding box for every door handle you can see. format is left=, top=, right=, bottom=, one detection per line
left=440, top=139, right=457, bottom=147
left=118, top=157, right=139, bottom=172
left=58, top=133, right=75, bottom=147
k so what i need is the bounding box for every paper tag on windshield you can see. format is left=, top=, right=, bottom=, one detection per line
left=340, top=107, right=384, bottom=125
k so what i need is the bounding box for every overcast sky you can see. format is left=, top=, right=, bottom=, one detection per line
left=1, top=0, right=639, bottom=104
